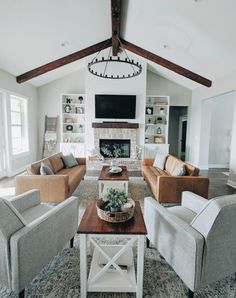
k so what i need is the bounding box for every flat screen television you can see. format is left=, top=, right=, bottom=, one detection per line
left=95, top=94, right=136, bottom=119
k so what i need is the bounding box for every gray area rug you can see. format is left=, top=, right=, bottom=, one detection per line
left=1, top=179, right=236, bottom=297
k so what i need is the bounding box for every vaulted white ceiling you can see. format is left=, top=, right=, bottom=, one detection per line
left=0, top=0, right=235, bottom=89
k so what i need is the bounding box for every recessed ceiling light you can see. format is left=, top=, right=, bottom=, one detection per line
left=61, top=41, right=69, bottom=47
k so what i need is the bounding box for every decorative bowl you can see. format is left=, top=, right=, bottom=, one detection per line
left=108, top=166, right=122, bottom=174
left=96, top=199, right=135, bottom=223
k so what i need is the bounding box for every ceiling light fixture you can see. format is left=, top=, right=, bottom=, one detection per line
left=88, top=37, right=142, bottom=79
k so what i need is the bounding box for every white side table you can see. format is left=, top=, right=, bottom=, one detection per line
left=78, top=201, right=147, bottom=298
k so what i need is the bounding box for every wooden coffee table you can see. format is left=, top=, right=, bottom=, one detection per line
left=98, top=165, right=129, bottom=198
left=78, top=200, right=147, bottom=298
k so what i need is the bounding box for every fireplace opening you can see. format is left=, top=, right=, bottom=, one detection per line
left=99, top=139, right=130, bottom=158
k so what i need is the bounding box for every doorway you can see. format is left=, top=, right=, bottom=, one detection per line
left=168, top=106, right=188, bottom=161
left=178, top=116, right=187, bottom=161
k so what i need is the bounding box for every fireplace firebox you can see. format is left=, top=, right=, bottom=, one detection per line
left=99, top=139, right=130, bottom=158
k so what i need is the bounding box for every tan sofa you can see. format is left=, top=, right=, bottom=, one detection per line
left=15, top=152, right=86, bottom=202
left=142, top=154, right=209, bottom=203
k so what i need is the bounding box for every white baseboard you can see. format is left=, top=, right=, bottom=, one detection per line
left=198, top=165, right=209, bottom=170
left=7, top=166, right=26, bottom=177
left=208, top=164, right=229, bottom=168
left=227, top=180, right=236, bottom=189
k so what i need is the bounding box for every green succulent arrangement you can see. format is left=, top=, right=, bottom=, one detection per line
left=102, top=188, right=127, bottom=211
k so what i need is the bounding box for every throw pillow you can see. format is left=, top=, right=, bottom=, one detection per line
left=171, top=166, right=186, bottom=176
left=153, top=153, right=167, bottom=170
left=62, top=153, right=78, bottom=168
left=40, top=162, right=54, bottom=175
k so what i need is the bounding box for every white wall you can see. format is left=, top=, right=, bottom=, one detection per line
left=188, top=68, right=236, bottom=186
left=146, top=71, right=192, bottom=106
left=208, top=92, right=234, bottom=167
left=85, top=59, right=147, bottom=155
left=189, top=70, right=236, bottom=165
left=37, top=68, right=86, bottom=157
left=0, top=68, right=38, bottom=176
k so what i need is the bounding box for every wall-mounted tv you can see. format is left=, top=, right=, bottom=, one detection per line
left=95, top=94, right=136, bottom=119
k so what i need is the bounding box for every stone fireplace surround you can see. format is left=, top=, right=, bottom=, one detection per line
left=94, top=128, right=137, bottom=159
left=87, top=122, right=141, bottom=173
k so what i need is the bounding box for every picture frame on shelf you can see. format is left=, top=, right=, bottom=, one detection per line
left=146, top=107, right=153, bottom=115
left=64, top=117, right=73, bottom=123
left=154, top=136, right=164, bottom=144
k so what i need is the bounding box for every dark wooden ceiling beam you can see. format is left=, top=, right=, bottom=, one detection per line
left=16, top=38, right=112, bottom=83
left=111, top=0, right=121, bottom=56
left=121, top=38, right=212, bottom=87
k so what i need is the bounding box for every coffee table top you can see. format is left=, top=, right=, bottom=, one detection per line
left=78, top=200, right=147, bottom=235
left=98, top=165, right=129, bottom=181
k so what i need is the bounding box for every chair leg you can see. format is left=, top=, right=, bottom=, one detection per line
left=70, top=237, right=74, bottom=248
left=19, top=289, right=25, bottom=298
left=188, top=289, right=194, bottom=298
left=146, top=237, right=150, bottom=248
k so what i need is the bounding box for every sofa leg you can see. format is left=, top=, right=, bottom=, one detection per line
left=19, top=289, right=25, bottom=298
left=70, top=237, right=74, bottom=248
left=146, top=237, right=150, bottom=248
left=188, top=289, right=194, bottom=298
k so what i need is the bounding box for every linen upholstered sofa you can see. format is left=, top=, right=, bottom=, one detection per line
left=0, top=189, right=79, bottom=298
left=15, top=152, right=86, bottom=202
left=142, top=154, right=209, bottom=203
left=144, top=191, right=236, bottom=297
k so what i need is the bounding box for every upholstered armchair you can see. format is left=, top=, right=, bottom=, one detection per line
left=144, top=191, right=236, bottom=297
left=0, top=189, right=79, bottom=298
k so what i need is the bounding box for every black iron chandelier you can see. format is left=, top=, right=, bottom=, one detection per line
left=88, top=38, right=142, bottom=79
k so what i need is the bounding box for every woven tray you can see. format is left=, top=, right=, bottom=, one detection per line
left=96, top=199, right=135, bottom=223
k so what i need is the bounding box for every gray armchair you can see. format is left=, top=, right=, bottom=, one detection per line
left=0, top=189, right=79, bottom=298
left=144, top=191, right=236, bottom=297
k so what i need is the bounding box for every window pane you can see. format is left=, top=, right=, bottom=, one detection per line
left=11, top=126, right=22, bottom=138
left=12, top=138, right=22, bottom=154
left=10, top=95, right=29, bottom=155
left=11, top=98, right=21, bottom=112
left=11, top=111, right=21, bottom=125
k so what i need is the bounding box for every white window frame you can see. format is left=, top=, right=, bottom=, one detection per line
left=10, top=95, right=29, bottom=156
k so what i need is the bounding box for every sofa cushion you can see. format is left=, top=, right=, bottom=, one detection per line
left=153, top=153, right=168, bottom=170
left=165, top=155, right=199, bottom=176
left=49, top=153, right=64, bottom=173
left=40, top=162, right=54, bottom=175
left=168, top=206, right=197, bottom=224
left=57, top=165, right=86, bottom=195
left=27, top=158, right=53, bottom=175
left=62, top=153, right=78, bottom=168
left=21, top=204, right=53, bottom=224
